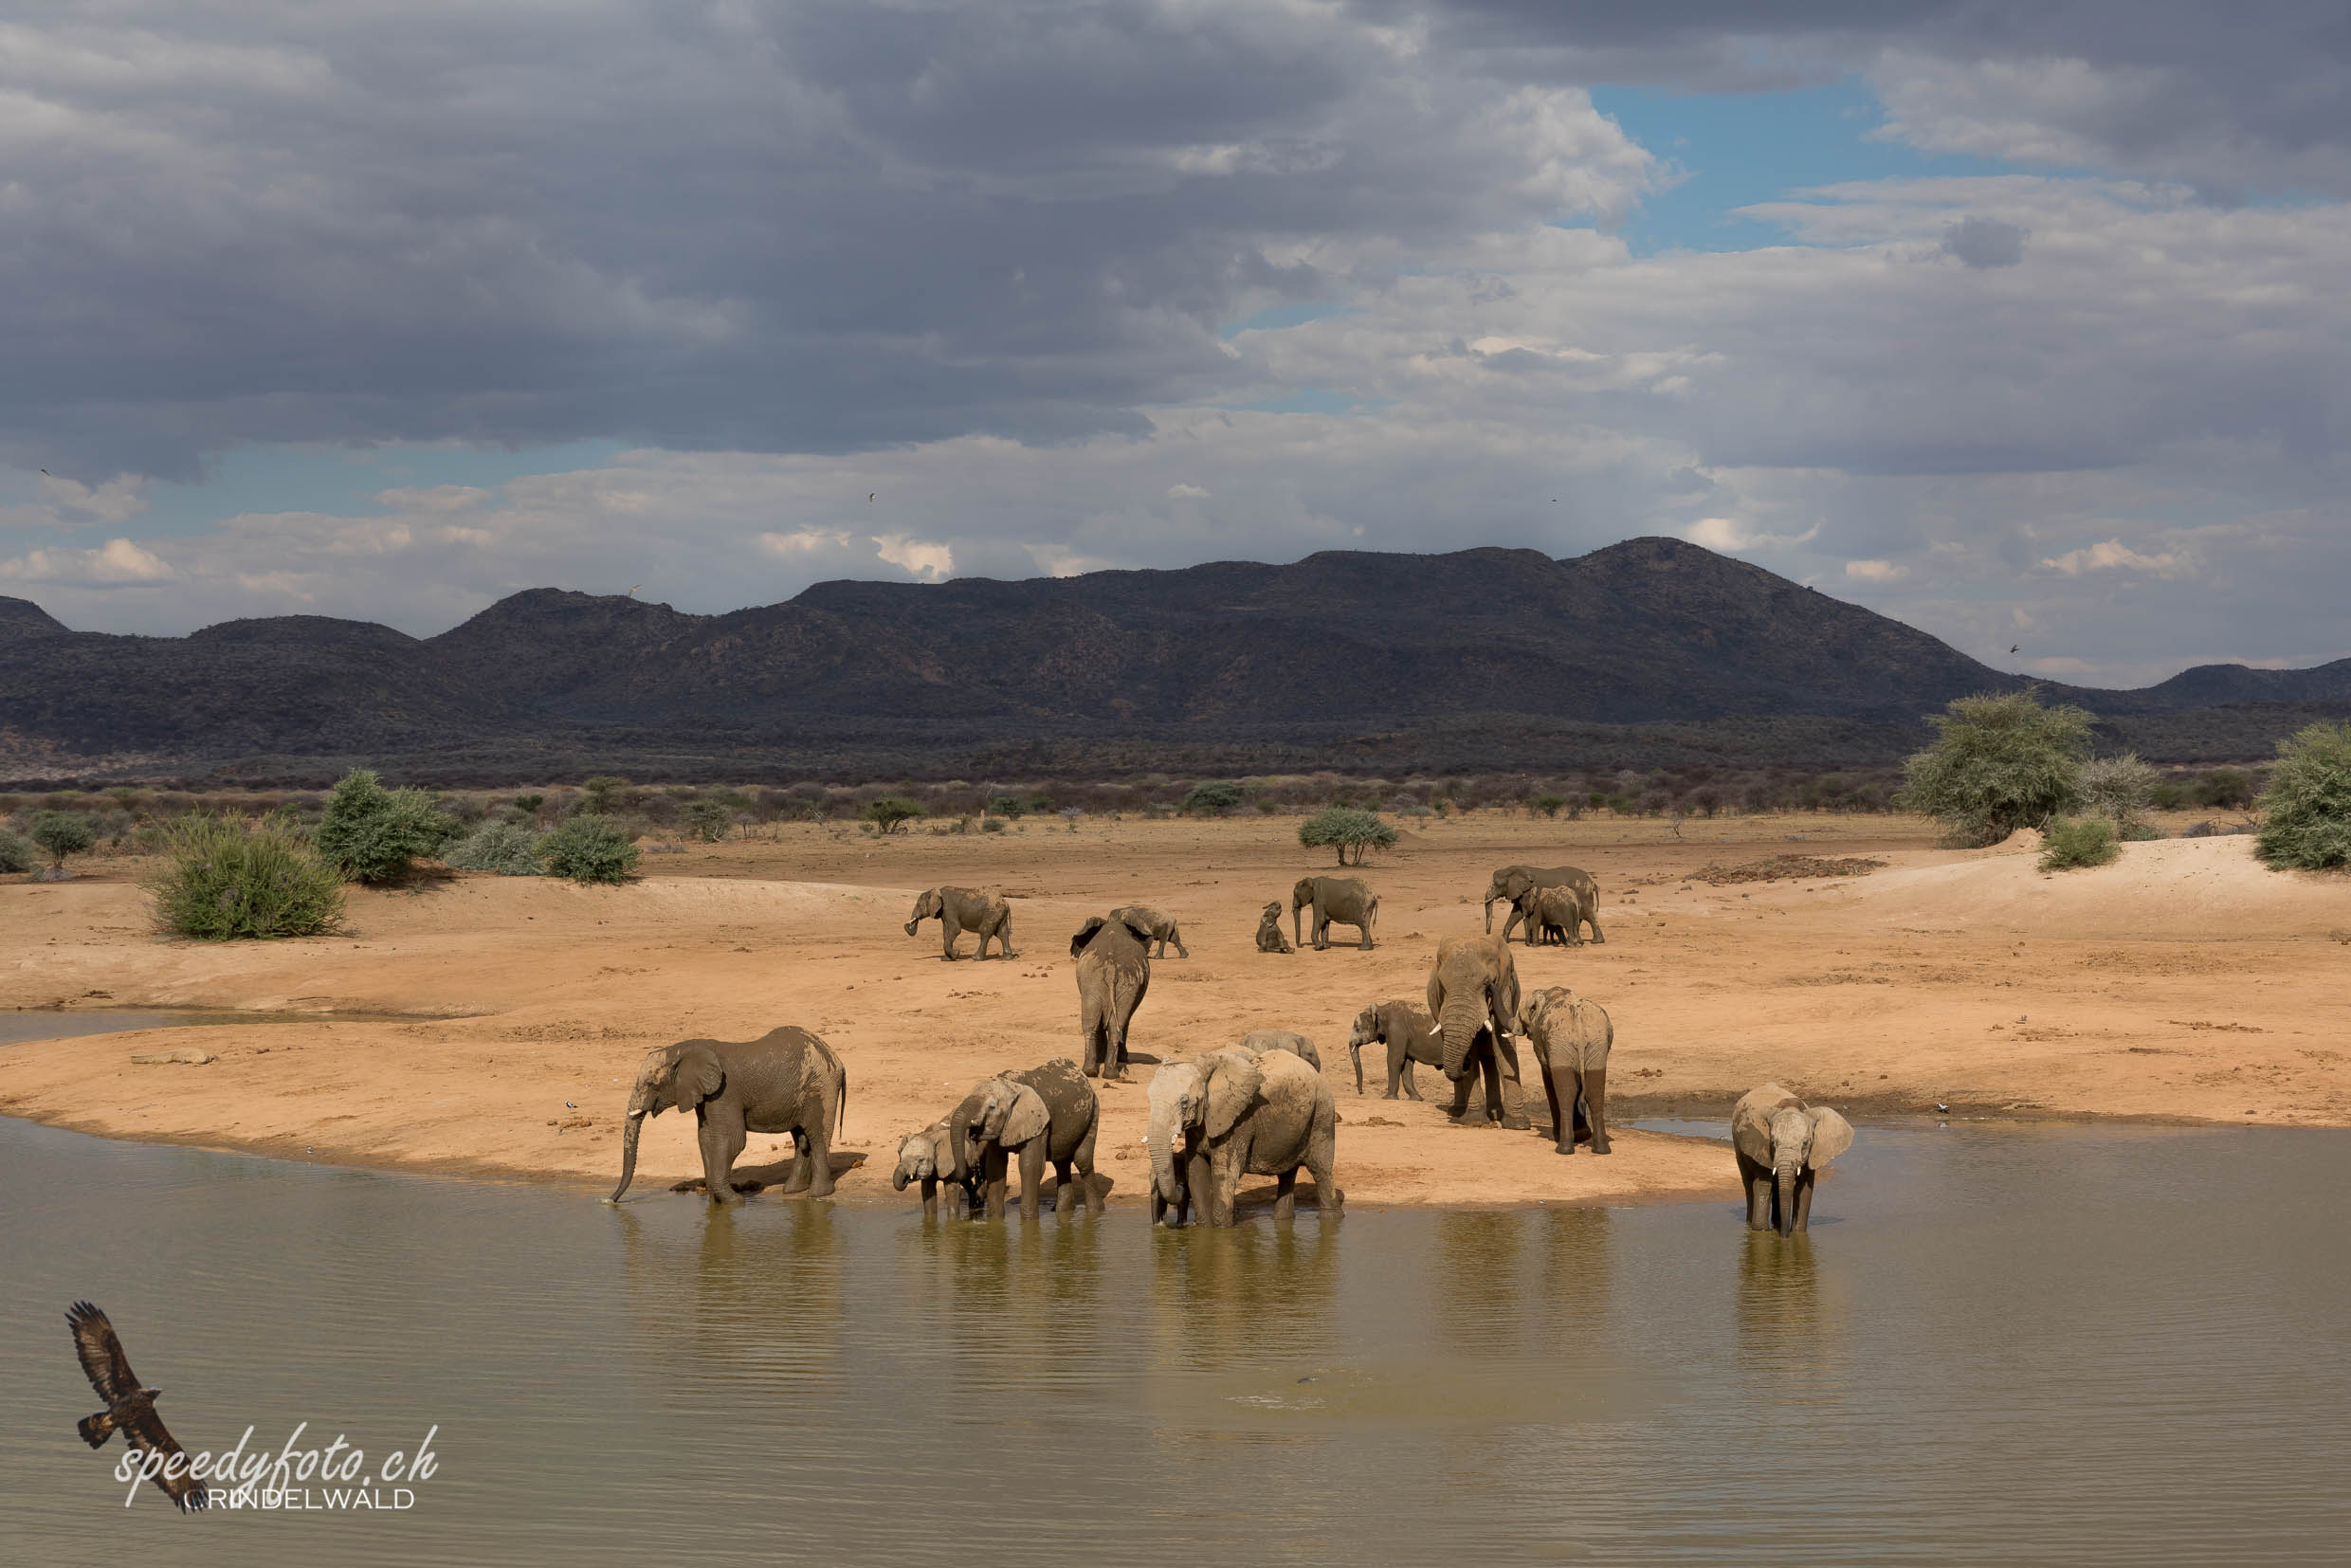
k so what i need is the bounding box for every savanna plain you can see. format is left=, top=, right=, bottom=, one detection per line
left=3, top=811, right=2345, bottom=1212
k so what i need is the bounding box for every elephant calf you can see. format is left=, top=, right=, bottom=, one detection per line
left=1147, top=1047, right=1339, bottom=1227
left=1292, top=875, right=1377, bottom=951
left=1346, top=999, right=1442, bottom=1098
left=1524, top=884, right=1589, bottom=948
left=892, top=1087, right=984, bottom=1219
left=905, top=885, right=1015, bottom=960
left=961, top=1058, right=1102, bottom=1220
left=1236, top=1029, right=1321, bottom=1074
left=1254, top=902, right=1294, bottom=954
left=1731, top=1084, right=1854, bottom=1235
left=1518, top=987, right=1613, bottom=1155
left=609, top=1027, right=847, bottom=1204
left=1108, top=903, right=1188, bottom=958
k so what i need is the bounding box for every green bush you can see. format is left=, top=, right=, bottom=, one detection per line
left=681, top=799, right=734, bottom=842
left=2149, top=781, right=2189, bottom=811
left=444, top=820, right=544, bottom=876
left=980, top=817, right=1006, bottom=833
left=315, top=769, right=465, bottom=884
left=580, top=775, right=631, bottom=813
left=2193, top=768, right=2257, bottom=811
left=29, top=811, right=95, bottom=866
left=539, top=813, right=641, bottom=884
left=1298, top=807, right=1398, bottom=866
left=2079, top=754, right=2157, bottom=839
left=511, top=793, right=546, bottom=817
left=2039, top=816, right=2120, bottom=871
left=863, top=796, right=925, bottom=833
left=1180, top=781, right=1247, bottom=817
left=1897, top=688, right=2092, bottom=846
left=2256, top=721, right=2351, bottom=870
left=0, top=829, right=35, bottom=874
left=1528, top=793, right=1568, bottom=819
left=147, top=814, right=346, bottom=939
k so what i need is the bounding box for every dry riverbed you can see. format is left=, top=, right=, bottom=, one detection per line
left=2, top=812, right=2345, bottom=1209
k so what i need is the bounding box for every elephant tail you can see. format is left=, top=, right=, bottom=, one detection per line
left=835, top=1067, right=848, bottom=1139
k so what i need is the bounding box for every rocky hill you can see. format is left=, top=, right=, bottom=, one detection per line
left=1, top=538, right=2341, bottom=784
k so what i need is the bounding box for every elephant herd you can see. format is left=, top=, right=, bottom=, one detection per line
left=604, top=866, right=1853, bottom=1237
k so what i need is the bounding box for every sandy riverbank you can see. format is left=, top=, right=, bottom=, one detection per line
left=2, top=811, right=2344, bottom=1209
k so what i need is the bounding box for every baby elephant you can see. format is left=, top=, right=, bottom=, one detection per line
left=962, top=1058, right=1102, bottom=1221
left=1108, top=903, right=1189, bottom=958
left=905, top=885, right=1015, bottom=960
left=1236, top=1029, right=1321, bottom=1074
left=1527, top=885, right=1589, bottom=948
left=1731, top=1084, right=1854, bottom=1235
left=891, top=1089, right=983, bottom=1219
left=1254, top=902, right=1294, bottom=954
left=1517, top=987, right=1613, bottom=1155
left=1346, top=1000, right=1442, bottom=1098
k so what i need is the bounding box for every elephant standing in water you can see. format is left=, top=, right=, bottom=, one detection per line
left=1346, top=999, right=1443, bottom=1098
left=1292, top=876, right=1378, bottom=951
left=961, top=1058, right=1102, bottom=1220
left=1427, top=935, right=1529, bottom=1130
left=1108, top=904, right=1189, bottom=958
left=904, top=885, right=1015, bottom=960
left=1254, top=902, right=1294, bottom=954
left=1484, top=864, right=1603, bottom=945
left=892, top=1087, right=984, bottom=1218
left=1072, top=913, right=1154, bottom=1080
left=609, top=1027, right=847, bottom=1203
left=1517, top=987, right=1613, bottom=1155
left=1147, top=1047, right=1340, bottom=1227
left=1731, top=1084, right=1854, bottom=1235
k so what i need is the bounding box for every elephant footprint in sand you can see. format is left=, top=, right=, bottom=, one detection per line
left=609, top=1027, right=847, bottom=1204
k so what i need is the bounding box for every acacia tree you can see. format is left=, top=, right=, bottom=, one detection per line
left=1298, top=807, right=1397, bottom=866
left=1895, top=688, right=2092, bottom=846
left=2256, top=720, right=2351, bottom=870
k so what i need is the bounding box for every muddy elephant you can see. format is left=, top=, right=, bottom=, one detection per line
left=905, top=885, right=1015, bottom=960
left=892, top=1087, right=983, bottom=1218
left=1346, top=999, right=1442, bottom=1098
left=962, top=1058, right=1102, bottom=1220
left=1732, top=1084, right=1854, bottom=1235
left=1428, top=935, right=1529, bottom=1130
left=1072, top=913, right=1154, bottom=1080
left=1518, top=987, right=1613, bottom=1155
left=1521, top=884, right=1589, bottom=948
left=1147, top=1047, right=1340, bottom=1227
left=1255, top=902, right=1294, bottom=954
left=1292, top=875, right=1378, bottom=951
left=1236, top=1029, right=1321, bottom=1073
left=609, top=1027, right=847, bottom=1204
left=1108, top=903, right=1188, bottom=958
left=1485, top=864, right=1603, bottom=945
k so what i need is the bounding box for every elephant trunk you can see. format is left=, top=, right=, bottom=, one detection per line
left=608, top=1106, right=648, bottom=1202
left=1348, top=1036, right=1365, bottom=1096
left=1775, top=1164, right=1797, bottom=1237
left=1440, top=994, right=1484, bottom=1081
left=1149, top=1133, right=1180, bottom=1220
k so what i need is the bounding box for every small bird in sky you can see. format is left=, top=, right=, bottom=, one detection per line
left=868, top=492, right=876, bottom=502
left=627, top=584, right=640, bottom=596
left=2010, top=644, right=2020, bottom=653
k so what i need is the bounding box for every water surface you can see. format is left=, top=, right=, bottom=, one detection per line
left=4, top=1116, right=2345, bottom=1564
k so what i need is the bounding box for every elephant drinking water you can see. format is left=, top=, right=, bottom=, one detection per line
left=609, top=1027, right=847, bottom=1204
left=960, top=1058, right=1102, bottom=1220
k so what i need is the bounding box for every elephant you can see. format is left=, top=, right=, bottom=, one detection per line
left=1484, top=864, right=1604, bottom=945
left=1146, top=1046, right=1340, bottom=1227
left=609, top=1027, right=847, bottom=1204
left=904, top=885, right=1015, bottom=960
left=1346, top=999, right=1442, bottom=1098
left=1072, top=912, right=1154, bottom=1081
left=1428, top=935, right=1529, bottom=1130
left=961, top=1058, right=1103, bottom=1221
left=1108, top=903, right=1188, bottom=958
left=1517, top=987, right=1613, bottom=1155
left=1522, top=884, right=1589, bottom=948
left=1236, top=1029, right=1321, bottom=1073
left=1291, top=875, right=1378, bottom=951
left=1254, top=902, right=1294, bottom=954
left=891, top=1087, right=983, bottom=1219
left=1731, top=1084, right=1855, bottom=1235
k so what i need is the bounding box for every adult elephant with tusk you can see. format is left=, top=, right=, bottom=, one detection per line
left=960, top=1058, right=1102, bottom=1220
left=1427, top=934, right=1529, bottom=1130
left=1146, top=1046, right=1339, bottom=1227
left=1484, top=864, right=1603, bottom=945
left=608, top=1027, right=847, bottom=1203
left=1731, top=1084, right=1854, bottom=1235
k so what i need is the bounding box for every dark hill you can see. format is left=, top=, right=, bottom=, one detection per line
left=1, top=538, right=2340, bottom=784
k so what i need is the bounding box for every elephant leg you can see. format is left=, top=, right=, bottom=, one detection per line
left=1735, top=1153, right=1772, bottom=1230
left=780, top=1127, right=813, bottom=1193
left=1273, top=1168, right=1297, bottom=1222
left=803, top=1121, right=836, bottom=1197
left=1150, top=1187, right=1169, bottom=1226
left=1053, top=1159, right=1075, bottom=1215
left=1585, top=907, right=1605, bottom=944
left=700, top=1115, right=747, bottom=1203
left=1447, top=1052, right=1480, bottom=1121
left=1018, top=1140, right=1047, bottom=1222
left=982, top=1148, right=1010, bottom=1220
left=1211, top=1152, right=1241, bottom=1228
left=920, top=1176, right=939, bottom=1219
left=1307, top=1121, right=1341, bottom=1215
left=1543, top=1062, right=1572, bottom=1155
left=1793, top=1169, right=1816, bottom=1232
left=1174, top=934, right=1189, bottom=958
left=1494, top=1032, right=1530, bottom=1131
left=1187, top=1150, right=1215, bottom=1227
left=1072, top=1122, right=1100, bottom=1214
left=1582, top=1067, right=1611, bottom=1155
left=1080, top=1008, right=1103, bottom=1077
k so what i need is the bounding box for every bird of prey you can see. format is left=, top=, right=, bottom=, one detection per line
left=2010, top=645, right=2020, bottom=653
left=66, top=1301, right=207, bottom=1510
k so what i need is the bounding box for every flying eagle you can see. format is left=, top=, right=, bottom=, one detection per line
left=66, top=1301, right=207, bottom=1511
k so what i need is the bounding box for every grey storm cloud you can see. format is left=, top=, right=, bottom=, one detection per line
left=1941, top=215, right=2029, bottom=268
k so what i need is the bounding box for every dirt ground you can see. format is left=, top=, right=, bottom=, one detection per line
left=2, top=811, right=2345, bottom=1212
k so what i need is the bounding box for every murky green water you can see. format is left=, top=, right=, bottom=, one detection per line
left=5, top=1114, right=2346, bottom=1564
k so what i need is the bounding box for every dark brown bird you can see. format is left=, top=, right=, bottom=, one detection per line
left=66, top=1301, right=207, bottom=1511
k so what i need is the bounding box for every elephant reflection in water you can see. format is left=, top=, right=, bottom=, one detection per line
left=612, top=1200, right=845, bottom=1404
left=1146, top=1222, right=1341, bottom=1377
left=1737, top=1231, right=1848, bottom=1391
left=908, top=1215, right=1114, bottom=1410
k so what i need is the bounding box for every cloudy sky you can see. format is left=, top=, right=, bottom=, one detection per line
left=4, top=1, right=2346, bottom=685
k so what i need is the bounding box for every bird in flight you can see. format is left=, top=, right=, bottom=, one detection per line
left=2010, top=645, right=2020, bottom=654
left=66, top=1301, right=207, bottom=1510
left=868, top=492, right=876, bottom=502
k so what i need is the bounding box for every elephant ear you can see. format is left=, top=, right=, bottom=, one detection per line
left=1204, top=1051, right=1263, bottom=1140
left=1730, top=1097, right=1777, bottom=1166
left=1807, top=1106, right=1855, bottom=1167
left=1118, top=914, right=1156, bottom=946
left=1000, top=1084, right=1051, bottom=1147
left=671, top=1043, right=724, bottom=1112
left=1070, top=916, right=1108, bottom=957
